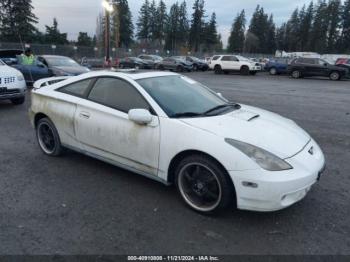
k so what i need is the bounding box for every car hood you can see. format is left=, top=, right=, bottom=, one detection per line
left=180, top=105, right=310, bottom=159
left=0, top=65, right=22, bottom=76
left=52, top=66, right=90, bottom=75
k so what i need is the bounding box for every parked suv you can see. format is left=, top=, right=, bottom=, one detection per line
left=288, top=57, right=348, bottom=81
left=209, top=55, right=261, bottom=75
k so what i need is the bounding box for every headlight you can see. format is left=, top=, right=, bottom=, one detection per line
left=225, top=138, right=293, bottom=171
left=17, top=75, right=24, bottom=81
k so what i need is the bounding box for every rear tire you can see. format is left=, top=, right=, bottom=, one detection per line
left=269, top=67, right=277, bottom=75
left=330, top=71, right=341, bottom=81
left=214, top=65, right=222, bottom=74
left=291, top=70, right=301, bottom=79
left=36, top=118, right=63, bottom=157
left=175, top=154, right=234, bottom=214
left=240, top=66, right=250, bottom=75
left=11, top=97, right=25, bottom=105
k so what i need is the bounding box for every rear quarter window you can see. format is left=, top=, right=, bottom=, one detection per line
left=58, top=79, right=94, bottom=97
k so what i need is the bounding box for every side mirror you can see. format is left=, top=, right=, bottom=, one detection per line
left=324, top=63, right=328, bottom=67
left=217, top=92, right=229, bottom=102
left=128, top=109, right=153, bottom=125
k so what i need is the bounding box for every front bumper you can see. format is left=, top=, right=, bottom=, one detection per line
left=251, top=66, right=261, bottom=71
left=0, top=81, right=26, bottom=101
left=229, top=139, right=326, bottom=212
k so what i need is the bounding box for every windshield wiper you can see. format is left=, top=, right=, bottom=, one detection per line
left=171, top=112, right=204, bottom=118
left=203, top=103, right=241, bottom=116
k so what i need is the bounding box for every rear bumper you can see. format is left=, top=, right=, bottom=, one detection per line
left=229, top=139, right=326, bottom=212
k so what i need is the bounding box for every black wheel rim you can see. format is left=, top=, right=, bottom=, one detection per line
left=38, top=123, right=56, bottom=154
left=178, top=163, right=222, bottom=212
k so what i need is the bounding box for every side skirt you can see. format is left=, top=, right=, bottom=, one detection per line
left=62, top=143, right=171, bottom=186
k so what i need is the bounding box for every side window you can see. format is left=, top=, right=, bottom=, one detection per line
left=88, top=77, right=150, bottom=113
left=232, top=56, right=239, bottom=62
left=221, top=56, right=233, bottom=61
left=212, top=56, right=220, bottom=61
left=59, top=79, right=93, bottom=97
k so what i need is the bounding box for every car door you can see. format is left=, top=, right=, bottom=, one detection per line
left=231, top=56, right=241, bottom=70
left=220, top=56, right=233, bottom=70
left=16, top=56, right=50, bottom=84
left=74, top=77, right=160, bottom=176
left=316, top=59, right=331, bottom=76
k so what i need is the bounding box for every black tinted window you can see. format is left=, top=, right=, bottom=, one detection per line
left=59, top=79, right=93, bottom=97
left=221, top=56, right=234, bottom=61
left=88, top=78, right=150, bottom=113
left=212, top=56, right=220, bottom=61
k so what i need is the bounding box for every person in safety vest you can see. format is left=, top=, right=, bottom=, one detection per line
left=22, top=48, right=35, bottom=65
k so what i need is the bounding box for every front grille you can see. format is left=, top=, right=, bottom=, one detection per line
left=0, top=77, right=16, bottom=85
left=0, top=88, right=20, bottom=95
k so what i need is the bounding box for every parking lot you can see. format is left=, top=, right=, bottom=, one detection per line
left=0, top=71, right=349, bottom=255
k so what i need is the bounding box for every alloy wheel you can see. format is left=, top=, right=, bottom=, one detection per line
left=178, top=163, right=222, bottom=212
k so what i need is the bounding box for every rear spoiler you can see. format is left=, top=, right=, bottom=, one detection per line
left=33, top=76, right=72, bottom=90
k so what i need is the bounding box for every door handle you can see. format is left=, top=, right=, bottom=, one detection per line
left=79, top=112, right=90, bottom=119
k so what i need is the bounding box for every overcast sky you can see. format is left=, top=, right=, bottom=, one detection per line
left=32, top=0, right=312, bottom=46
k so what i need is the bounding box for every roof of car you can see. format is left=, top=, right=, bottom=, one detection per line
left=40, top=55, right=70, bottom=58
left=79, top=70, right=179, bottom=81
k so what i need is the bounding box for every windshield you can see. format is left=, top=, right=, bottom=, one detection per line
left=137, top=75, right=231, bottom=118
left=45, top=57, right=80, bottom=67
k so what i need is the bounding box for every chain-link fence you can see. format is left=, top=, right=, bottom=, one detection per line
left=0, top=42, right=274, bottom=66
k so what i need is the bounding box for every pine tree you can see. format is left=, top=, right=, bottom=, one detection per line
left=299, top=2, right=314, bottom=51
left=309, top=0, right=329, bottom=53
left=77, top=32, right=93, bottom=46
left=117, top=0, right=134, bottom=48
left=227, top=10, right=246, bottom=53
left=189, top=0, right=206, bottom=52
left=276, top=23, right=287, bottom=51
left=154, top=0, right=168, bottom=46
left=340, top=0, right=350, bottom=52
left=149, top=0, right=157, bottom=43
left=137, top=0, right=150, bottom=42
left=266, top=14, right=276, bottom=54
left=246, top=5, right=270, bottom=53
left=44, top=18, right=68, bottom=45
left=287, top=8, right=301, bottom=51
left=203, top=12, right=218, bottom=52
left=165, top=3, right=180, bottom=51
left=178, top=1, right=190, bottom=48
left=0, top=0, right=38, bottom=43
left=327, top=0, right=342, bottom=53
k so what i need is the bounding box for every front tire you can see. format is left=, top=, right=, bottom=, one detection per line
left=11, top=97, right=25, bottom=105
left=330, top=71, right=341, bottom=81
left=240, top=66, right=250, bottom=75
left=36, top=118, right=63, bottom=156
left=175, top=155, right=234, bottom=214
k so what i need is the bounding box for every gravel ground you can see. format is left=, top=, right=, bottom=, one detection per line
left=0, top=71, right=349, bottom=255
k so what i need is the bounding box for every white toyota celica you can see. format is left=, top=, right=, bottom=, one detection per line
left=30, top=71, right=326, bottom=214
